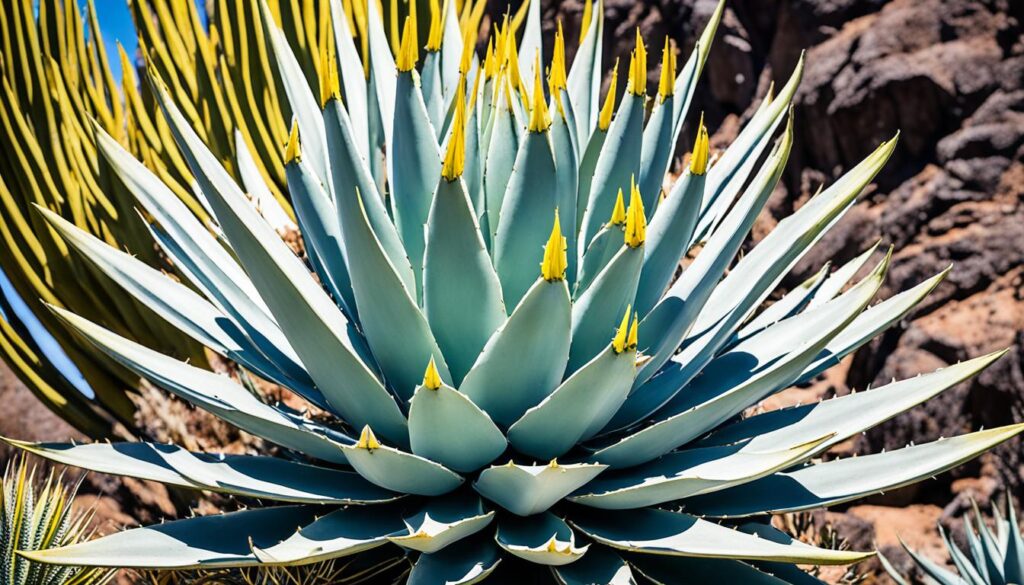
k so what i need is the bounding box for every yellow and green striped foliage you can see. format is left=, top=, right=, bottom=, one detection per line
left=2, top=0, right=1021, bottom=583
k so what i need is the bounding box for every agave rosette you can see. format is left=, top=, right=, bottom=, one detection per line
left=5, top=0, right=1021, bottom=582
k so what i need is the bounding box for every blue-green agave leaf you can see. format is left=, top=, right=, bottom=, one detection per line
left=439, top=0, right=464, bottom=99
left=553, top=546, right=635, bottom=585
left=253, top=505, right=406, bottom=565
left=805, top=242, right=881, bottom=309
left=566, top=0, right=603, bottom=142
left=1006, top=498, right=1024, bottom=584
left=475, top=461, right=606, bottom=517
left=482, top=89, right=521, bottom=244
left=731, top=262, right=829, bottom=345
left=323, top=99, right=416, bottom=293
left=493, top=130, right=559, bottom=308
left=387, top=494, right=494, bottom=553
left=575, top=124, right=607, bottom=236
left=568, top=245, right=642, bottom=372
left=328, top=0, right=369, bottom=154
left=153, top=77, right=410, bottom=443
left=408, top=534, right=502, bottom=585
left=570, top=435, right=829, bottom=510
left=286, top=152, right=358, bottom=321
left=629, top=555, right=794, bottom=585
left=460, top=279, right=571, bottom=427
left=636, top=91, right=677, bottom=214
left=20, top=506, right=320, bottom=568
left=593, top=265, right=881, bottom=468
left=575, top=223, right=620, bottom=298
left=579, top=93, right=644, bottom=248
left=508, top=345, right=635, bottom=460
left=633, top=169, right=705, bottom=318
left=421, top=51, right=446, bottom=134
left=571, top=508, right=871, bottom=565
left=496, top=513, right=589, bottom=566
left=423, top=177, right=506, bottom=384
left=2, top=439, right=396, bottom=505
left=341, top=433, right=464, bottom=496
left=900, top=537, right=970, bottom=585
left=408, top=379, right=507, bottom=473
left=49, top=307, right=350, bottom=464
left=390, top=71, right=443, bottom=297
left=552, top=105, right=580, bottom=283
left=516, top=0, right=542, bottom=93
left=685, top=424, right=1024, bottom=518
left=234, top=129, right=294, bottom=232
left=366, top=0, right=397, bottom=147
left=258, top=1, right=328, bottom=182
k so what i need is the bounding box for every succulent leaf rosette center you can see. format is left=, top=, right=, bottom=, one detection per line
left=4, top=0, right=1020, bottom=583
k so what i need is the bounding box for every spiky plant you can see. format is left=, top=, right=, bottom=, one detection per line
left=1, top=457, right=114, bottom=585
left=881, top=499, right=1024, bottom=585
left=1, top=0, right=1020, bottom=582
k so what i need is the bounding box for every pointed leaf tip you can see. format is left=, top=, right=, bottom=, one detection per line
left=541, top=210, right=568, bottom=281
left=608, top=188, right=627, bottom=226
left=528, top=51, right=551, bottom=132
left=612, top=305, right=633, bottom=354
left=599, top=59, right=619, bottom=131
left=442, top=76, right=468, bottom=180
left=284, top=121, right=301, bottom=164
left=356, top=426, right=382, bottom=450
left=426, top=0, right=444, bottom=51
left=318, top=30, right=341, bottom=107
left=627, top=28, right=647, bottom=96
left=624, top=176, right=646, bottom=247
left=658, top=36, right=676, bottom=101
left=550, top=21, right=568, bottom=94
left=396, top=17, right=419, bottom=72
left=690, top=113, right=710, bottom=175
left=423, top=358, right=442, bottom=390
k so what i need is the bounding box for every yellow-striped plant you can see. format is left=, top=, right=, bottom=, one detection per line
left=1, top=0, right=1021, bottom=583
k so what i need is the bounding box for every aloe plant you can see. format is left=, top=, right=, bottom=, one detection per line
left=881, top=499, right=1024, bottom=585
left=1, top=457, right=114, bottom=585
left=1, top=0, right=1020, bottom=582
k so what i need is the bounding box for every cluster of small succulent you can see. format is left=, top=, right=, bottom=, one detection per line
left=0, top=457, right=113, bottom=585
left=881, top=498, right=1024, bottom=585
left=1, top=0, right=1020, bottom=583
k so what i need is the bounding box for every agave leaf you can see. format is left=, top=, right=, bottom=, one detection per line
left=2, top=440, right=397, bottom=505
left=464, top=86, right=486, bottom=225
left=972, top=507, right=1007, bottom=584
left=805, top=242, right=881, bottom=309
left=566, top=0, right=604, bottom=142
left=568, top=245, right=643, bottom=372
left=570, top=435, right=830, bottom=510
left=593, top=264, right=881, bottom=468
left=730, top=262, right=829, bottom=345
left=553, top=546, right=636, bottom=585
left=421, top=52, right=446, bottom=134
left=496, top=513, right=589, bottom=566
left=366, top=0, right=397, bottom=147
left=19, top=506, right=319, bottom=568
left=341, top=437, right=464, bottom=496
left=460, top=279, right=571, bottom=427
left=50, top=307, right=350, bottom=464
left=94, top=127, right=304, bottom=384
left=964, top=520, right=995, bottom=584
left=629, top=555, right=793, bottom=585
left=482, top=86, right=521, bottom=243
left=258, top=1, right=328, bottom=183
left=439, top=0, right=465, bottom=99
left=552, top=106, right=580, bottom=283
left=633, top=169, right=705, bottom=318
left=508, top=345, right=635, bottom=460
left=901, top=538, right=969, bottom=585
left=387, top=494, right=494, bottom=553
left=1006, top=499, right=1024, bottom=584
left=408, top=534, right=503, bottom=585
left=878, top=553, right=912, bottom=585
left=36, top=206, right=326, bottom=409
left=692, top=57, right=804, bottom=244
left=631, top=114, right=793, bottom=392
left=328, top=0, right=369, bottom=154
left=286, top=153, right=358, bottom=321
left=579, top=93, right=644, bottom=249
left=575, top=124, right=608, bottom=237
left=253, top=505, right=406, bottom=565
left=575, top=223, right=619, bottom=297
left=235, top=128, right=294, bottom=229
left=475, top=461, right=606, bottom=517
left=493, top=131, right=559, bottom=308
left=154, top=76, right=412, bottom=443
left=342, top=189, right=453, bottom=399
left=572, top=508, right=871, bottom=565
left=944, top=524, right=991, bottom=585
left=698, top=352, right=1006, bottom=456
left=795, top=268, right=948, bottom=384
left=685, top=424, right=1024, bottom=518
left=390, top=71, right=443, bottom=297
left=323, top=99, right=416, bottom=293
left=423, top=177, right=506, bottom=384
left=408, top=379, right=507, bottom=473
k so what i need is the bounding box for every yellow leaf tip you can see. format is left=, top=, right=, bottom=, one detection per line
left=528, top=52, right=551, bottom=132
left=598, top=59, right=619, bottom=131
left=423, top=357, right=442, bottom=390
left=612, top=305, right=637, bottom=353
left=284, top=121, right=301, bottom=164
left=426, top=0, right=444, bottom=51
left=658, top=36, right=677, bottom=101
left=608, top=188, right=626, bottom=226
left=624, top=176, right=646, bottom=247
left=690, top=113, right=710, bottom=175
left=442, top=76, right=468, bottom=180
left=540, top=209, right=568, bottom=281
left=396, top=17, right=419, bottom=72
left=356, top=425, right=381, bottom=450
left=627, top=28, right=647, bottom=96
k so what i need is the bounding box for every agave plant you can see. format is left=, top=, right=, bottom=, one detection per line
left=881, top=499, right=1024, bottom=585
left=1, top=0, right=1020, bottom=582
left=1, top=457, right=114, bottom=585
